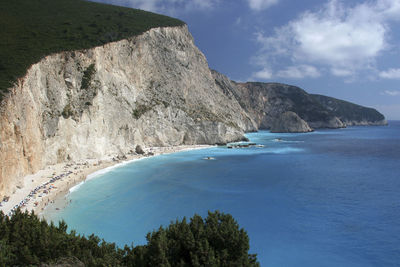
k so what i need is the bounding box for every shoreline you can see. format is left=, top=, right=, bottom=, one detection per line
left=0, top=145, right=213, bottom=217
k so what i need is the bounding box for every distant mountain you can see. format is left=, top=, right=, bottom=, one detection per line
left=311, top=94, right=387, bottom=126
left=212, top=70, right=387, bottom=132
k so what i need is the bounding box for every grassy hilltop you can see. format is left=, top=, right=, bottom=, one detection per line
left=0, top=0, right=184, bottom=101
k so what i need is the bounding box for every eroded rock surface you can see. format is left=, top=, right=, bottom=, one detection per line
left=0, top=26, right=256, bottom=197
left=0, top=26, right=387, bottom=198
left=270, top=112, right=313, bottom=133
left=212, top=70, right=384, bottom=132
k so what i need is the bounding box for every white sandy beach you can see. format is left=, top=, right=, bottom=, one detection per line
left=0, top=145, right=212, bottom=217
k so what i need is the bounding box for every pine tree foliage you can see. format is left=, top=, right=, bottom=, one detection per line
left=0, top=209, right=259, bottom=266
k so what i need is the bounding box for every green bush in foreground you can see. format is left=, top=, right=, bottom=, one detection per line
left=0, top=209, right=259, bottom=266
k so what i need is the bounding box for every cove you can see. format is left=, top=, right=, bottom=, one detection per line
left=44, top=122, right=400, bottom=266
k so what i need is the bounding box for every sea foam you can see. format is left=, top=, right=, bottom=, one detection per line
left=68, top=157, right=147, bottom=194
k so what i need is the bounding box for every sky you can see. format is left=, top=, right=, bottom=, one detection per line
left=92, top=0, right=400, bottom=120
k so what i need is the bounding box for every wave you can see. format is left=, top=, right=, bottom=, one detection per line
left=68, top=157, right=148, bottom=194
left=272, top=139, right=305, bottom=143
left=269, top=147, right=304, bottom=154
left=69, top=181, right=84, bottom=193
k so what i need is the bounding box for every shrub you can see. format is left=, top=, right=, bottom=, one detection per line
left=0, top=209, right=259, bottom=266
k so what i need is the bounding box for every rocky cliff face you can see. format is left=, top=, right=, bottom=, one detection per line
left=0, top=25, right=256, bottom=197
left=212, top=70, right=386, bottom=132
left=311, top=94, right=387, bottom=126
left=0, top=25, right=387, bottom=197
left=270, top=112, right=312, bottom=133
left=212, top=71, right=344, bottom=131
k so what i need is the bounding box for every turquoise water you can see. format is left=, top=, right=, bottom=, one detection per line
left=45, top=122, right=400, bottom=266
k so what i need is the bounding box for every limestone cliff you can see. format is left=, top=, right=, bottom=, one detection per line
left=212, top=70, right=386, bottom=132
left=0, top=25, right=256, bottom=197
left=270, top=112, right=313, bottom=133
left=212, top=71, right=344, bottom=131
left=311, top=94, right=387, bottom=126
left=0, top=25, right=387, bottom=198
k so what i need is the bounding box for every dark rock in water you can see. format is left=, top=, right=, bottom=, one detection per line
left=270, top=111, right=313, bottom=133
left=135, top=145, right=145, bottom=154
left=227, top=142, right=257, bottom=148
left=216, top=142, right=227, bottom=146
left=241, top=136, right=250, bottom=142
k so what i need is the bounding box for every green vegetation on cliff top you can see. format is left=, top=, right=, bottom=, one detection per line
left=0, top=0, right=184, bottom=101
left=311, top=94, right=385, bottom=123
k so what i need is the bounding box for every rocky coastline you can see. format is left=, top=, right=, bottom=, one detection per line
left=0, top=145, right=212, bottom=216
left=0, top=25, right=386, bottom=205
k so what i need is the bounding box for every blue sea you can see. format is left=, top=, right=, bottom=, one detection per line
left=45, top=121, right=400, bottom=266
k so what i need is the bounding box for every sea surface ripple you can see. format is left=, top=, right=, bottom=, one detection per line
left=45, top=121, right=400, bottom=266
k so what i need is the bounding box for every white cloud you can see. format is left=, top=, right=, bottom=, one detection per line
left=250, top=65, right=320, bottom=80
left=186, top=0, right=217, bottom=10
left=132, top=0, right=157, bottom=11
left=378, top=0, right=400, bottom=20
left=375, top=103, right=400, bottom=119
left=331, top=68, right=354, bottom=77
left=95, top=0, right=219, bottom=14
left=248, top=0, right=279, bottom=11
left=98, top=0, right=158, bottom=12
left=235, top=17, right=242, bottom=25
left=277, top=65, right=321, bottom=79
left=252, top=67, right=273, bottom=80
left=382, top=90, right=400, bottom=96
left=252, top=0, right=400, bottom=80
left=379, top=68, right=400, bottom=79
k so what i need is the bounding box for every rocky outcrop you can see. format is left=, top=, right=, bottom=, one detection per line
left=270, top=112, right=313, bottom=133
left=0, top=25, right=256, bottom=197
left=212, top=70, right=386, bottom=131
left=0, top=25, right=387, bottom=198
left=311, top=94, right=387, bottom=126
left=212, top=71, right=345, bottom=131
